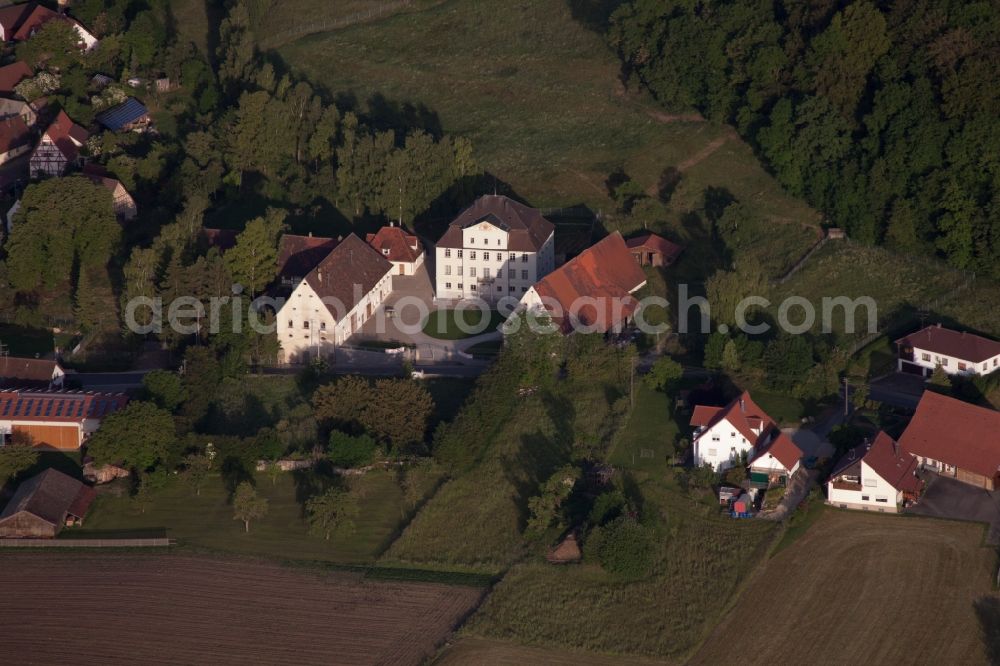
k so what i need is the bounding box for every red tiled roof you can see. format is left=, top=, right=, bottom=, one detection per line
left=0, top=114, right=29, bottom=154
left=692, top=390, right=775, bottom=448
left=0, top=3, right=34, bottom=38
left=898, top=391, right=1000, bottom=479
left=0, top=356, right=60, bottom=384
left=530, top=232, right=647, bottom=334
left=366, top=226, right=423, bottom=263
left=863, top=432, right=922, bottom=493
left=896, top=324, right=1000, bottom=364
left=304, top=234, right=393, bottom=320
left=12, top=4, right=58, bottom=41
left=277, top=233, right=338, bottom=280
left=40, top=109, right=88, bottom=161
left=0, top=389, right=128, bottom=423
left=749, top=431, right=803, bottom=471
left=436, top=195, right=554, bottom=252
left=67, top=483, right=96, bottom=518
left=0, top=60, right=31, bottom=94
left=626, top=232, right=683, bottom=264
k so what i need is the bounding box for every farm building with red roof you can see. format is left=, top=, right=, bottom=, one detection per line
left=367, top=225, right=424, bottom=276
left=898, top=391, right=1000, bottom=490
left=0, top=356, right=65, bottom=389
left=0, top=468, right=96, bottom=538
left=827, top=432, right=922, bottom=512
left=277, top=233, right=339, bottom=288
left=276, top=234, right=394, bottom=364
left=0, top=389, right=128, bottom=450
left=626, top=231, right=683, bottom=267
left=896, top=323, right=1000, bottom=377
left=690, top=390, right=803, bottom=479
left=0, top=3, right=34, bottom=42
left=520, top=232, right=647, bottom=334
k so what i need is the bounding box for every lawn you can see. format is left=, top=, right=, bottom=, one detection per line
left=689, top=511, right=998, bottom=665
left=607, top=383, right=677, bottom=474
left=0, top=323, right=54, bottom=357
left=422, top=308, right=505, bottom=340
left=275, top=0, right=821, bottom=245
left=749, top=390, right=806, bottom=426
left=463, top=473, right=779, bottom=660
left=74, top=469, right=408, bottom=564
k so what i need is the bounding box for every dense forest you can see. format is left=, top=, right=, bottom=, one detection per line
left=608, top=0, right=1000, bottom=276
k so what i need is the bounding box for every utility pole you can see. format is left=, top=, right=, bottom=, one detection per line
left=843, top=377, right=850, bottom=417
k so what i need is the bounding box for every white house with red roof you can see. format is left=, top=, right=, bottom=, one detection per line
left=896, top=323, right=1000, bottom=377
left=826, top=432, right=922, bottom=513
left=29, top=109, right=88, bottom=177
left=898, top=391, right=1000, bottom=490
left=690, top=390, right=803, bottom=476
left=367, top=225, right=424, bottom=276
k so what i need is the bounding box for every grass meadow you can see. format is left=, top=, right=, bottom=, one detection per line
left=74, top=468, right=421, bottom=563
left=275, top=0, right=820, bottom=239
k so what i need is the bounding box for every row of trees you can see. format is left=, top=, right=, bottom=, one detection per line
left=609, top=0, right=1000, bottom=276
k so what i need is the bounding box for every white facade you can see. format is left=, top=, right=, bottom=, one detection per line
left=827, top=460, right=904, bottom=513
left=692, top=419, right=759, bottom=472
left=900, top=346, right=1000, bottom=377
left=276, top=273, right=393, bottom=364
left=386, top=248, right=424, bottom=276
left=435, top=220, right=554, bottom=302
left=750, top=452, right=799, bottom=478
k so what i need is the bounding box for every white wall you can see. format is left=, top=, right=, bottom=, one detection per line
left=435, top=223, right=554, bottom=301
left=903, top=346, right=1000, bottom=377
left=277, top=271, right=393, bottom=364
left=750, top=454, right=798, bottom=477
left=692, top=419, right=754, bottom=472
left=826, top=460, right=903, bottom=512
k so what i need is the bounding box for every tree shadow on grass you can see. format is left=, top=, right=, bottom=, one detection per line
left=975, top=596, right=1000, bottom=665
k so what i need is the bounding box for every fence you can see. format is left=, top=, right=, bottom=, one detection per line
left=0, top=538, right=172, bottom=548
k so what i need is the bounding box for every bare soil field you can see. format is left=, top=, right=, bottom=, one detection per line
left=0, top=553, right=483, bottom=666
left=434, top=637, right=671, bottom=665
left=690, top=511, right=998, bottom=665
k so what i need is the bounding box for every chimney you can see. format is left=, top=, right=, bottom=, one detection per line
left=317, top=270, right=323, bottom=283
left=739, top=398, right=745, bottom=412
left=865, top=438, right=872, bottom=451
left=308, top=231, right=312, bottom=237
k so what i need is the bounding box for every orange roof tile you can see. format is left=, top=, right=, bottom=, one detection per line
left=898, top=391, right=1000, bottom=479
left=530, top=232, right=647, bottom=334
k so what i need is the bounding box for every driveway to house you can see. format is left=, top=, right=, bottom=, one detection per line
left=905, top=473, right=1000, bottom=545
left=869, top=372, right=925, bottom=409
left=757, top=420, right=839, bottom=521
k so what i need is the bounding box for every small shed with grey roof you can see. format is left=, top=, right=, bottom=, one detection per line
left=95, top=97, right=150, bottom=131
left=0, top=468, right=96, bottom=538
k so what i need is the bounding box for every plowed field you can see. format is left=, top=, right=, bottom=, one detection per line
left=0, top=554, right=483, bottom=665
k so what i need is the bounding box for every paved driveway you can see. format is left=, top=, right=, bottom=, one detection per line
left=906, top=473, right=1000, bottom=544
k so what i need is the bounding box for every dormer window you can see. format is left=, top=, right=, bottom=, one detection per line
left=382, top=248, right=390, bottom=256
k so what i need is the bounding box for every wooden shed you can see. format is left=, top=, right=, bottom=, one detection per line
left=0, top=469, right=96, bottom=538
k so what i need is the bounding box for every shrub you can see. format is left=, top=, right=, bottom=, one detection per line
left=327, top=431, right=378, bottom=468
left=592, top=517, right=655, bottom=580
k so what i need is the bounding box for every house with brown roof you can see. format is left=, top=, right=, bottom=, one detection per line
left=0, top=60, right=31, bottom=94
left=367, top=225, right=424, bottom=276
left=0, top=3, right=34, bottom=42
left=276, top=232, right=339, bottom=288
left=0, top=468, right=96, bottom=538
left=29, top=109, right=88, bottom=177
left=826, top=432, right=922, bottom=513
left=626, top=231, right=683, bottom=267
left=0, top=96, right=37, bottom=127
left=896, top=323, right=1000, bottom=377
left=520, top=232, right=647, bottom=335
left=690, top=390, right=803, bottom=478
left=275, top=234, right=393, bottom=363
left=0, top=114, right=30, bottom=164
left=0, top=356, right=65, bottom=389
left=435, top=195, right=555, bottom=302
left=12, top=4, right=98, bottom=50
left=0, top=389, right=128, bottom=450
left=898, top=391, right=1000, bottom=490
